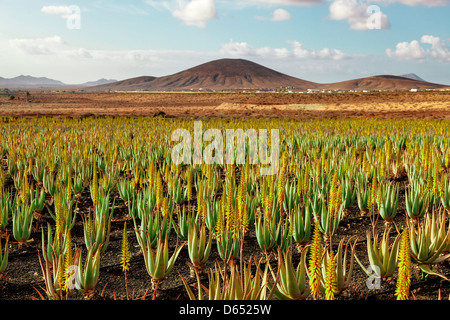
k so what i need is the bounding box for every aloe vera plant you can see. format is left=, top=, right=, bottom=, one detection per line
left=43, top=170, right=57, bottom=198
left=182, top=259, right=273, bottom=300
left=283, top=180, right=299, bottom=214
left=245, top=192, right=258, bottom=227
left=82, top=197, right=113, bottom=253
left=48, top=191, right=77, bottom=234
left=117, top=178, right=135, bottom=205
left=216, top=228, right=240, bottom=265
left=175, top=206, right=196, bottom=241
left=267, top=247, right=310, bottom=300
left=30, top=187, right=46, bottom=217
left=32, top=159, right=45, bottom=185
left=405, top=182, right=428, bottom=220
left=356, top=229, right=401, bottom=280
left=73, top=247, right=101, bottom=299
left=187, top=221, right=212, bottom=275
left=134, top=208, right=171, bottom=249
left=255, top=212, right=290, bottom=254
left=204, top=197, right=219, bottom=233
left=170, top=177, right=186, bottom=207
left=308, top=189, right=324, bottom=219
left=129, top=188, right=156, bottom=220
left=321, top=237, right=357, bottom=295
left=377, top=183, right=399, bottom=223
left=408, top=210, right=450, bottom=279
left=12, top=171, right=24, bottom=196
left=0, top=235, right=9, bottom=278
left=288, top=204, right=311, bottom=251
left=0, top=191, right=12, bottom=232
left=71, top=173, right=85, bottom=200
left=12, top=200, right=34, bottom=246
left=136, top=231, right=184, bottom=290
left=341, top=177, right=356, bottom=215
left=441, top=179, right=450, bottom=212
left=37, top=250, right=65, bottom=300
left=356, top=183, right=370, bottom=216
left=41, top=223, right=66, bottom=265
left=127, top=192, right=139, bottom=220
left=311, top=195, right=343, bottom=243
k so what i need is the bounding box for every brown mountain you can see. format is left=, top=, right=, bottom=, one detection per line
left=0, top=75, right=65, bottom=88
left=89, top=76, right=157, bottom=91
left=88, top=58, right=319, bottom=91
left=318, top=75, right=447, bottom=91
left=86, top=59, right=448, bottom=92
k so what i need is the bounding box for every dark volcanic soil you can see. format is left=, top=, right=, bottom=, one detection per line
left=1, top=186, right=449, bottom=301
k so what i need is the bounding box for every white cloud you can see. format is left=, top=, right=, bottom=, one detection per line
left=221, top=41, right=256, bottom=56
left=3, top=35, right=218, bottom=83
left=9, top=36, right=65, bottom=55
left=68, top=48, right=94, bottom=59
left=272, top=8, right=291, bottom=20
left=289, top=41, right=347, bottom=60
left=385, top=40, right=426, bottom=61
left=220, top=40, right=292, bottom=58
left=146, top=0, right=316, bottom=26
left=420, top=35, right=450, bottom=63
left=386, top=35, right=450, bottom=63
left=256, top=8, right=292, bottom=20
left=172, top=0, right=217, bottom=28
left=329, top=0, right=390, bottom=30
left=2, top=34, right=448, bottom=85
left=221, top=40, right=348, bottom=60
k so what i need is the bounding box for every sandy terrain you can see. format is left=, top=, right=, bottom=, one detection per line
left=0, top=91, right=449, bottom=119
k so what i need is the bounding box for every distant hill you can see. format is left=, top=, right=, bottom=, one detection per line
left=87, top=59, right=447, bottom=92
left=78, top=78, right=118, bottom=87
left=318, top=75, right=447, bottom=91
left=398, top=73, right=426, bottom=82
left=0, top=75, right=65, bottom=88
left=3, top=60, right=448, bottom=92
left=87, top=59, right=319, bottom=91
left=0, top=76, right=118, bottom=88
left=89, top=76, right=157, bottom=91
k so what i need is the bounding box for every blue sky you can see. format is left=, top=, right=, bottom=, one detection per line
left=0, top=0, right=449, bottom=84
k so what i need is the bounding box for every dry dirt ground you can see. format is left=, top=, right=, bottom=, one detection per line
left=1, top=90, right=449, bottom=119
left=0, top=91, right=449, bottom=305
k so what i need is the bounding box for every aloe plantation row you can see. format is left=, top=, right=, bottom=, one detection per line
left=0, top=116, right=449, bottom=300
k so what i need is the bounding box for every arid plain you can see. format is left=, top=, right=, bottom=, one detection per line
left=1, top=90, right=449, bottom=119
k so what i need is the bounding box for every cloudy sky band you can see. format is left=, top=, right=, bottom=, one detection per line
left=0, top=0, right=448, bottom=84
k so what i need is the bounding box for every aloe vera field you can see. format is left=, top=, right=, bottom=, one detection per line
left=0, top=99, right=449, bottom=301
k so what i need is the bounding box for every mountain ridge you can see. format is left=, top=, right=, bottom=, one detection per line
left=78, top=78, right=118, bottom=87
left=317, top=75, right=445, bottom=91
left=87, top=59, right=448, bottom=92
left=2, top=59, right=448, bottom=91
left=0, top=75, right=65, bottom=87
left=89, top=59, right=318, bottom=91
left=398, top=73, right=425, bottom=82
left=0, top=75, right=118, bottom=88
